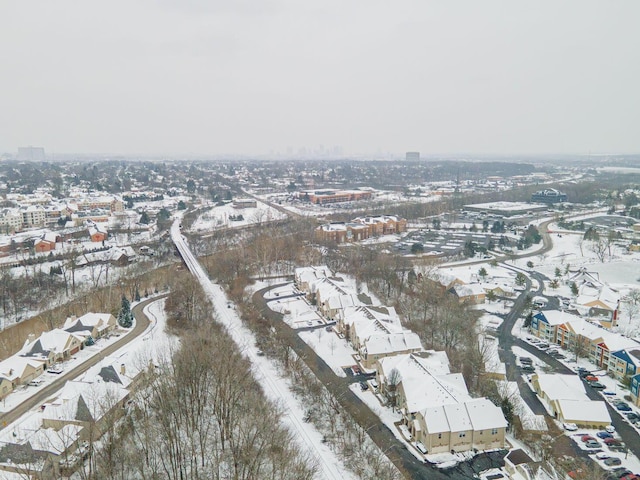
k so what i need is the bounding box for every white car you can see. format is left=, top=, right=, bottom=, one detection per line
left=563, top=423, right=578, bottom=431
left=595, top=452, right=610, bottom=460
left=606, top=425, right=616, bottom=434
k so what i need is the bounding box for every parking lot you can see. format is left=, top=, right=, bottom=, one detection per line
left=395, top=229, right=511, bottom=257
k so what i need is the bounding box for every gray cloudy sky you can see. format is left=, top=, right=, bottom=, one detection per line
left=1, top=1, right=639, bottom=156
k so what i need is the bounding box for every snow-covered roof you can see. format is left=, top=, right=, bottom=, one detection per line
left=380, top=353, right=470, bottom=413
left=362, top=332, right=423, bottom=356
left=535, top=310, right=581, bottom=326
left=453, top=283, right=485, bottom=297
left=43, top=379, right=129, bottom=424
left=20, top=329, right=84, bottom=359
left=0, top=356, right=45, bottom=381
left=443, top=403, right=472, bottom=432
left=535, top=374, right=588, bottom=401
left=556, top=399, right=611, bottom=424
left=466, top=398, right=509, bottom=430
left=64, top=312, right=114, bottom=333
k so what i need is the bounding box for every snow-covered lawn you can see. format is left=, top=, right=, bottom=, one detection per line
left=299, top=329, right=355, bottom=377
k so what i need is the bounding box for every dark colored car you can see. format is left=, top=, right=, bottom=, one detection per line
left=359, top=381, right=369, bottom=391
left=625, top=412, right=640, bottom=421
left=610, top=468, right=632, bottom=478
left=597, top=431, right=613, bottom=439
left=521, top=365, right=536, bottom=373
left=604, top=457, right=622, bottom=467
left=589, top=381, right=606, bottom=389
left=615, top=403, right=632, bottom=412
left=519, top=357, right=533, bottom=364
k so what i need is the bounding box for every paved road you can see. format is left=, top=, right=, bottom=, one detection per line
left=0, top=295, right=162, bottom=430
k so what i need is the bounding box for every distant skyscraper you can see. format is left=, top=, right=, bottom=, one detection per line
left=406, top=151, right=420, bottom=162
left=17, top=146, right=45, bottom=161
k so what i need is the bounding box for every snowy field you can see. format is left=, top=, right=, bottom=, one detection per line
left=189, top=199, right=287, bottom=232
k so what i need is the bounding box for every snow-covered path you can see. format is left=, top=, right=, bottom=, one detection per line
left=170, top=220, right=351, bottom=480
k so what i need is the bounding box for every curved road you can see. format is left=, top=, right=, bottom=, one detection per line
left=0, top=295, right=163, bottom=430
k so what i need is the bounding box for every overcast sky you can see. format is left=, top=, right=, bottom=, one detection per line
left=1, top=1, right=639, bottom=157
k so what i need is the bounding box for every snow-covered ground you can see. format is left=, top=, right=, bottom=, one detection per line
left=189, top=199, right=287, bottom=232
left=299, top=329, right=355, bottom=378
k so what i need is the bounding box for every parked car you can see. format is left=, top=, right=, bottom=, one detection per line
left=414, top=442, right=428, bottom=454
left=359, top=381, right=369, bottom=391
left=615, top=403, right=632, bottom=412
left=563, top=422, right=578, bottom=431
left=589, top=381, right=606, bottom=389
left=604, top=438, right=624, bottom=447
left=519, top=357, right=533, bottom=364
left=597, top=431, right=613, bottom=439
left=47, top=365, right=64, bottom=374
left=584, top=375, right=599, bottom=382
left=351, top=365, right=361, bottom=375
left=582, top=435, right=597, bottom=442
left=604, top=457, right=622, bottom=467
left=595, top=452, right=611, bottom=460
left=585, top=439, right=601, bottom=449
left=521, top=365, right=536, bottom=373
left=625, top=412, right=640, bottom=422
left=27, top=379, right=44, bottom=387
left=606, top=425, right=616, bottom=434
left=603, top=390, right=617, bottom=396
left=610, top=468, right=632, bottom=478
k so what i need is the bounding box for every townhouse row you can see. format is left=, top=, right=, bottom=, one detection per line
left=294, top=266, right=508, bottom=454
left=0, top=313, right=117, bottom=398
left=530, top=310, right=640, bottom=382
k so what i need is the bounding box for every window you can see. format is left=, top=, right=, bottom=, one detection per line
left=438, top=433, right=442, bottom=439
left=491, top=428, right=498, bottom=435
left=458, top=432, right=466, bottom=438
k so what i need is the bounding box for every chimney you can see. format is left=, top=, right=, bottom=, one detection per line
left=120, top=363, right=126, bottom=375
left=27, top=333, right=36, bottom=345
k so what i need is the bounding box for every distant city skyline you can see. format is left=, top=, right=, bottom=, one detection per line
left=1, top=1, right=639, bottom=156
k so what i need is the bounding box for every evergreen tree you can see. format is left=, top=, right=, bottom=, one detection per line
left=118, top=296, right=133, bottom=328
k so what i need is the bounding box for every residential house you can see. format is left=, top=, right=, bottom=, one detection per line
left=0, top=356, right=46, bottom=387
left=64, top=313, right=117, bottom=341
left=0, top=377, right=13, bottom=399
left=34, top=232, right=60, bottom=253
left=360, top=332, right=423, bottom=369
left=576, top=283, right=619, bottom=325
left=42, top=380, right=130, bottom=441
left=375, top=351, right=507, bottom=453
left=294, top=266, right=332, bottom=293
left=20, top=329, right=85, bottom=365
left=450, top=283, right=486, bottom=304
left=88, top=225, right=107, bottom=242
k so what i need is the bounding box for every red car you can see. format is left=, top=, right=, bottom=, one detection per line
left=584, top=375, right=599, bottom=382
left=581, top=435, right=596, bottom=442
left=604, top=437, right=623, bottom=446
